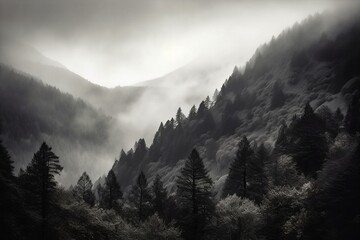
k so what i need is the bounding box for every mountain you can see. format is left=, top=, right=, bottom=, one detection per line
left=111, top=9, right=360, bottom=194
left=0, top=38, right=146, bottom=116
left=0, top=65, right=122, bottom=186
left=0, top=38, right=229, bottom=148
left=134, top=60, right=233, bottom=105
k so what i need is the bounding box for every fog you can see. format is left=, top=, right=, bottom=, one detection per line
left=0, top=0, right=354, bottom=187
left=0, top=0, right=341, bottom=87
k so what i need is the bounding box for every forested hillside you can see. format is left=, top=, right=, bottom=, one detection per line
left=0, top=65, right=118, bottom=185
left=111, top=9, right=360, bottom=193
left=1, top=5, right=360, bottom=240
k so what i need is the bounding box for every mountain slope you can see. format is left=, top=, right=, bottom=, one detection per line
left=0, top=38, right=146, bottom=116
left=111, top=8, right=360, bottom=194
left=0, top=65, right=121, bottom=186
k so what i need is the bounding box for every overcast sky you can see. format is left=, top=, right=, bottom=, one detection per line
left=0, top=0, right=342, bottom=87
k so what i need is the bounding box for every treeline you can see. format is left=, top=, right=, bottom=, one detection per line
left=112, top=12, right=360, bottom=193
left=1, top=94, right=360, bottom=239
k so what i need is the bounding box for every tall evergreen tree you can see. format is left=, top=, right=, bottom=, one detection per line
left=0, top=123, right=22, bottom=239
left=188, top=105, right=197, bottom=120
left=288, top=103, right=328, bottom=177
left=222, top=136, right=254, bottom=199
left=212, top=89, right=219, bottom=103
left=129, top=171, right=152, bottom=222
left=20, top=142, right=62, bottom=239
left=152, top=174, right=168, bottom=219
left=0, top=131, right=13, bottom=181
left=100, top=170, right=122, bottom=209
left=274, top=120, right=288, bottom=154
left=73, top=172, right=95, bottom=206
left=197, top=101, right=208, bottom=119
left=204, top=96, right=211, bottom=109
left=249, top=143, right=269, bottom=203
left=344, top=94, right=360, bottom=135
left=176, top=107, right=186, bottom=125
left=176, top=149, right=214, bottom=240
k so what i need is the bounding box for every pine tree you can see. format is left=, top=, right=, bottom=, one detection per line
left=248, top=143, right=269, bottom=203
left=176, top=107, right=186, bottom=125
left=152, top=174, right=168, bottom=219
left=176, top=148, right=214, bottom=239
left=188, top=105, right=197, bottom=120
left=73, top=172, right=95, bottom=206
left=0, top=125, right=21, bottom=239
left=288, top=103, right=328, bottom=177
left=133, top=138, right=147, bottom=165
left=119, top=149, right=127, bottom=162
left=222, top=136, right=254, bottom=199
left=129, top=171, right=152, bottom=222
left=274, top=120, right=288, bottom=154
left=344, top=94, right=360, bottom=135
left=212, top=89, right=219, bottom=103
left=20, top=142, right=62, bottom=239
left=102, top=170, right=122, bottom=209
left=197, top=101, right=208, bottom=119
left=0, top=134, right=14, bottom=181
left=153, top=122, right=164, bottom=144
left=204, top=96, right=211, bottom=109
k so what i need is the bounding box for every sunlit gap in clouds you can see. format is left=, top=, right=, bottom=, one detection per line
left=0, top=0, right=339, bottom=88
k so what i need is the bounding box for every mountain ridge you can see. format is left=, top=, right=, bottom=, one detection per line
left=110, top=8, right=360, bottom=195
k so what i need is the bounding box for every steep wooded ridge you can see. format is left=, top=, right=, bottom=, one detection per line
left=0, top=65, right=118, bottom=184
left=112, top=9, right=360, bottom=193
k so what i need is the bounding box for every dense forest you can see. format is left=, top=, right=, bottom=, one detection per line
left=1, top=97, right=360, bottom=239
left=1, top=6, right=360, bottom=240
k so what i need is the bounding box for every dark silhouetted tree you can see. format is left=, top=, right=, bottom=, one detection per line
left=212, top=89, right=219, bottom=103
left=197, top=101, right=208, bottom=119
left=152, top=174, right=168, bottom=219
left=188, top=105, right=197, bottom=120
left=204, top=96, right=211, bottom=109
left=0, top=124, right=23, bottom=239
left=73, top=172, right=95, bottom=206
left=248, top=143, right=269, bottom=203
left=304, top=142, right=360, bottom=240
left=274, top=120, right=288, bottom=154
left=222, top=136, right=254, bottom=199
left=176, top=107, right=186, bottom=125
left=344, top=94, right=360, bottom=135
left=20, top=142, right=62, bottom=239
left=129, top=171, right=152, bottom=222
left=288, top=103, right=328, bottom=177
left=176, top=149, right=214, bottom=240
left=100, top=170, right=122, bottom=209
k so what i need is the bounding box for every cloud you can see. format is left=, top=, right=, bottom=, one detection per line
left=0, top=0, right=341, bottom=87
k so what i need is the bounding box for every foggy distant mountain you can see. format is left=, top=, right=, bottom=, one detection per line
left=0, top=65, right=123, bottom=185
left=111, top=9, right=360, bottom=194
left=134, top=60, right=233, bottom=105
left=0, top=38, right=146, bottom=116
left=0, top=38, right=231, bottom=148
